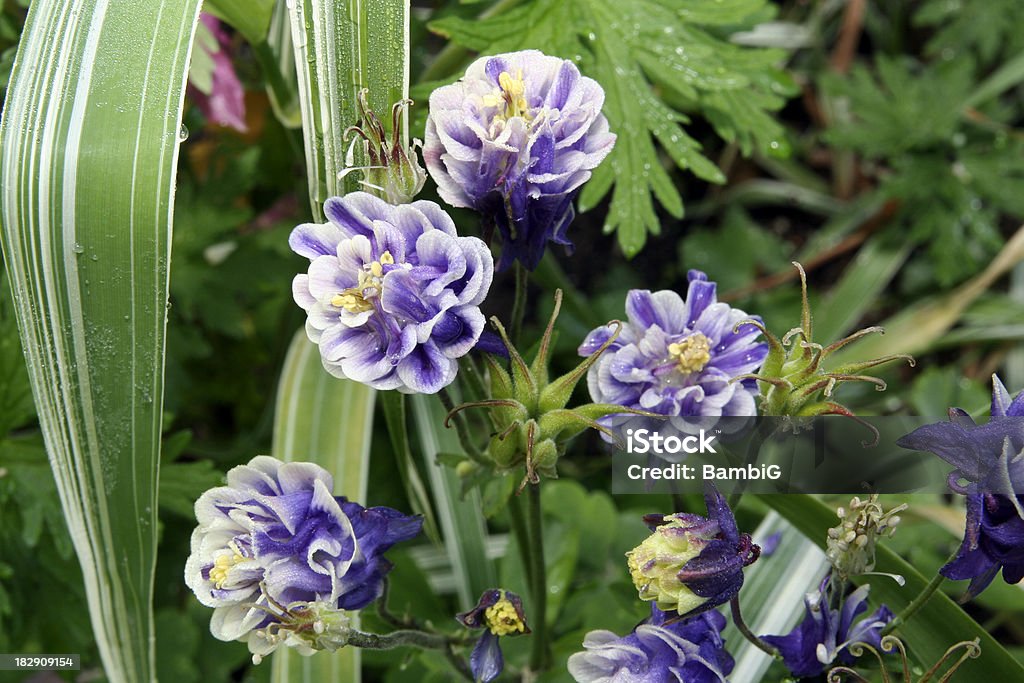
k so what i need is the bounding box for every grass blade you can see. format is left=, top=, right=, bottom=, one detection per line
left=725, top=511, right=829, bottom=682
left=287, top=0, right=410, bottom=217
left=270, top=330, right=376, bottom=683
left=0, top=1, right=201, bottom=680
left=411, top=394, right=496, bottom=609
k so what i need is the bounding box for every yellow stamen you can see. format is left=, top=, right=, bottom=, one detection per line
left=330, top=251, right=396, bottom=313
left=668, top=333, right=712, bottom=374
left=484, top=70, right=531, bottom=121
left=209, top=543, right=247, bottom=589
left=484, top=595, right=526, bottom=637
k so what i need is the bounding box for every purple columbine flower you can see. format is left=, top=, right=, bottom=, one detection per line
left=762, top=576, right=893, bottom=679
left=899, top=375, right=1024, bottom=599
left=424, top=49, right=616, bottom=271
left=184, top=456, right=421, bottom=650
left=579, top=271, right=767, bottom=422
left=290, top=192, right=494, bottom=394
left=627, top=485, right=759, bottom=617
left=456, top=589, right=531, bottom=683
left=567, top=605, right=734, bottom=683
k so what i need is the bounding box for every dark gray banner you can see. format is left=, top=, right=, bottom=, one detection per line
left=605, top=415, right=1009, bottom=495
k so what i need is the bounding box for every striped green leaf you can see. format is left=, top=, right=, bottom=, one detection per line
left=286, top=0, right=410, bottom=217
left=270, top=330, right=376, bottom=683
left=0, top=1, right=202, bottom=681
left=411, top=394, right=496, bottom=609
left=725, top=511, right=829, bottom=681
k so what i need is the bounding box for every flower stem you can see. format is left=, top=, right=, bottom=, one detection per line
left=511, top=262, right=528, bottom=345
left=508, top=491, right=535, bottom=589
left=348, top=628, right=451, bottom=652
left=730, top=595, right=779, bottom=658
left=883, top=555, right=952, bottom=635
left=438, top=387, right=485, bottom=463
left=527, top=482, right=550, bottom=671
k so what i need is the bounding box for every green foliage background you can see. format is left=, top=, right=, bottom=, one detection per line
left=4, top=0, right=1024, bottom=680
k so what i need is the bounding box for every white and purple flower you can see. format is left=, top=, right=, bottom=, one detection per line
left=184, top=456, right=421, bottom=652
left=424, top=49, right=616, bottom=271
left=579, top=271, right=767, bottom=422
left=567, top=605, right=734, bottom=683
left=290, top=192, right=494, bottom=393
left=762, top=576, right=893, bottom=679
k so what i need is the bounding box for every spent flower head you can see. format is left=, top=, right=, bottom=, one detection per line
left=341, top=89, right=426, bottom=204
left=827, top=494, right=906, bottom=579
left=738, top=263, right=914, bottom=424
left=424, top=49, right=615, bottom=270
left=290, top=192, right=494, bottom=393
left=626, top=485, right=759, bottom=617
left=449, top=290, right=646, bottom=489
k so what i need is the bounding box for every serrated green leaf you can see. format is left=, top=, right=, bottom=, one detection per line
left=0, top=0, right=201, bottom=679
left=428, top=0, right=792, bottom=256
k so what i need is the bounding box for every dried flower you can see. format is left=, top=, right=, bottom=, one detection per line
left=290, top=192, right=494, bottom=393
left=424, top=49, right=615, bottom=270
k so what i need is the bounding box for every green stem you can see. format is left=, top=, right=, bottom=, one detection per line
left=507, top=491, right=534, bottom=589
left=438, top=387, right=486, bottom=463
left=527, top=483, right=550, bottom=671
left=883, top=554, right=953, bottom=636
left=511, top=262, right=528, bottom=345
left=347, top=628, right=450, bottom=651
left=730, top=596, right=779, bottom=658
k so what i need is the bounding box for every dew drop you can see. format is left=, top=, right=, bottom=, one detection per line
left=73, top=242, right=84, bottom=254
left=178, top=124, right=189, bottom=142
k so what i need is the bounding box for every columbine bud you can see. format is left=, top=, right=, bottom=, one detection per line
left=447, top=290, right=644, bottom=490
left=735, top=263, right=914, bottom=424
left=341, top=89, right=426, bottom=204
left=826, top=494, right=906, bottom=578
left=626, top=486, right=759, bottom=617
